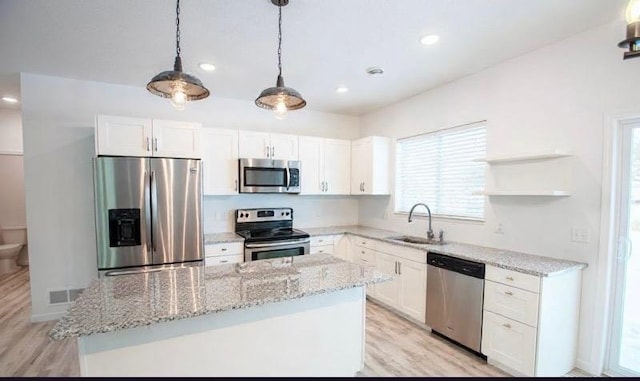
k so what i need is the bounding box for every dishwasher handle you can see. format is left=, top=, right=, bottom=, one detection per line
left=427, top=252, right=485, bottom=279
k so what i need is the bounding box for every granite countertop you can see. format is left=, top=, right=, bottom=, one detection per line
left=49, top=254, right=391, bottom=340
left=302, top=225, right=587, bottom=277
left=204, top=232, right=244, bottom=245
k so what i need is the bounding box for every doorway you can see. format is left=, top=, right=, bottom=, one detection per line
left=607, top=119, right=640, bottom=377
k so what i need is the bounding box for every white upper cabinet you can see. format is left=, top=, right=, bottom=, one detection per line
left=299, top=136, right=351, bottom=195
left=270, top=133, right=299, bottom=160
left=201, top=128, right=239, bottom=195
left=152, top=119, right=202, bottom=159
left=351, top=136, right=390, bottom=195
left=95, top=115, right=201, bottom=159
left=238, top=130, right=298, bottom=160
left=96, top=115, right=153, bottom=157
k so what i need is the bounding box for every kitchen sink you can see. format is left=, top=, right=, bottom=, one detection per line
left=387, top=235, right=445, bottom=245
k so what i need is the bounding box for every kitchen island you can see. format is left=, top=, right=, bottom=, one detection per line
left=49, top=254, right=391, bottom=377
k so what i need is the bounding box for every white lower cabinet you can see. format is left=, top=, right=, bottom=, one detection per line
left=205, top=242, right=244, bottom=267
left=365, top=244, right=427, bottom=323
left=481, top=265, right=582, bottom=377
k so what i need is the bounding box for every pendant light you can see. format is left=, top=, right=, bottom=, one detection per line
left=255, top=0, right=306, bottom=120
left=619, top=0, right=640, bottom=60
left=147, top=0, right=209, bottom=110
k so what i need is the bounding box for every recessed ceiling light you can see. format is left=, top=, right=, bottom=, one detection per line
left=366, top=67, right=384, bottom=76
left=336, top=86, right=349, bottom=93
left=1, top=96, right=18, bottom=104
left=420, top=34, right=440, bottom=45
left=198, top=63, right=216, bottom=72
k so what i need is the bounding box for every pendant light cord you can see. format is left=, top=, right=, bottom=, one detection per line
left=277, top=4, right=282, bottom=78
left=176, top=0, right=181, bottom=57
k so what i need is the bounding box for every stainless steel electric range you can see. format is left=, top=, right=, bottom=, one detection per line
left=235, top=208, right=310, bottom=262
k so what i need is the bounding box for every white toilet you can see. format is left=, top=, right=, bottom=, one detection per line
left=0, top=227, right=27, bottom=275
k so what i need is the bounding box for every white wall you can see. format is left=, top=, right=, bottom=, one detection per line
left=357, top=19, right=640, bottom=373
left=20, top=73, right=360, bottom=321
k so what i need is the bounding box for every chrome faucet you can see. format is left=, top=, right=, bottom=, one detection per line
left=408, top=203, right=435, bottom=240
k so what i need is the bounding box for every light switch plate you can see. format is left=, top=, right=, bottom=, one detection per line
left=571, top=227, right=590, bottom=243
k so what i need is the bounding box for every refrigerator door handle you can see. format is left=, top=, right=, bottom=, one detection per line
left=150, top=170, right=158, bottom=252
left=144, top=171, right=152, bottom=253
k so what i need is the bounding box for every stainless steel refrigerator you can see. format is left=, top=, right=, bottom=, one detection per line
left=93, top=157, right=203, bottom=276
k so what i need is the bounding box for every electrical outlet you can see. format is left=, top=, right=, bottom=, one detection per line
left=494, top=223, right=504, bottom=235
left=571, top=227, right=590, bottom=243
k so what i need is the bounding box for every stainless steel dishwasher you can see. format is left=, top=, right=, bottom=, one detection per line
left=426, top=252, right=485, bottom=354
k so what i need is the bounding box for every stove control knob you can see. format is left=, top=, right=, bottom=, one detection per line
left=239, top=213, right=244, bottom=218
left=286, top=212, right=290, bottom=216
left=281, top=212, right=285, bottom=216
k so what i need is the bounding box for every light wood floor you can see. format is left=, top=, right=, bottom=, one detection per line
left=0, top=267, right=592, bottom=377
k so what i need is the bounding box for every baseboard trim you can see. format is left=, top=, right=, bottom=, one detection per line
left=31, top=311, right=65, bottom=323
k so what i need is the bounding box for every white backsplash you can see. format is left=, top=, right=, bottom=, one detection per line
left=203, top=194, right=360, bottom=233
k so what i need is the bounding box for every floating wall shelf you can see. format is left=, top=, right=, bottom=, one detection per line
left=473, top=190, right=571, bottom=197
left=473, top=150, right=572, bottom=164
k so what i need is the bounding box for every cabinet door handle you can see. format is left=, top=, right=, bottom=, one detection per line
left=505, top=276, right=515, bottom=281
left=234, top=180, right=238, bottom=191
left=154, top=138, right=158, bottom=152
left=221, top=248, right=227, bottom=251
left=220, top=260, right=228, bottom=263
left=362, top=182, right=365, bottom=192
left=146, top=137, right=151, bottom=151
left=325, top=182, right=329, bottom=192
left=395, top=261, right=398, bottom=275
left=265, top=145, right=270, bottom=158
left=398, top=261, right=401, bottom=275
left=504, top=291, right=513, bottom=296
left=502, top=323, right=512, bottom=329
left=271, top=146, right=275, bottom=157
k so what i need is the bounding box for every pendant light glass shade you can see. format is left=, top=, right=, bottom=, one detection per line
left=147, top=0, right=209, bottom=109
left=255, top=0, right=306, bottom=119
left=619, top=0, right=640, bottom=60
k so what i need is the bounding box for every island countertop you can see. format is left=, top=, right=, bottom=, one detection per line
left=49, top=254, right=391, bottom=340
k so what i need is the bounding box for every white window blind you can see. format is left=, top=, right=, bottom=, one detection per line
left=395, top=122, right=486, bottom=220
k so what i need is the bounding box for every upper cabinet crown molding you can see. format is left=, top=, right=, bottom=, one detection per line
left=351, top=136, right=391, bottom=195
left=238, top=130, right=298, bottom=161
left=95, top=115, right=201, bottom=159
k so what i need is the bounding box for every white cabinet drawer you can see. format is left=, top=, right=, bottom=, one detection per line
left=484, top=280, right=539, bottom=327
left=356, top=247, right=376, bottom=265
left=486, top=265, right=540, bottom=293
left=310, top=245, right=334, bottom=255
left=204, top=242, right=243, bottom=257
left=310, top=235, right=335, bottom=246
left=354, top=237, right=375, bottom=250
left=481, top=310, right=537, bottom=376
left=205, top=254, right=244, bottom=266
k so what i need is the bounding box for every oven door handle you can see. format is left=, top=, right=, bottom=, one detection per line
left=245, top=238, right=310, bottom=248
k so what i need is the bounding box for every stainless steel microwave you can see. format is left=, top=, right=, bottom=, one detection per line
left=239, top=158, right=300, bottom=194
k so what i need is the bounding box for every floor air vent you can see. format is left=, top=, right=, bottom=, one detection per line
left=48, top=288, right=85, bottom=305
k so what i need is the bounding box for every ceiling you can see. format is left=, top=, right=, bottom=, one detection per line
left=0, top=0, right=629, bottom=115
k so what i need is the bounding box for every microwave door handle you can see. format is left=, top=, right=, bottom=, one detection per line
left=285, top=166, right=290, bottom=190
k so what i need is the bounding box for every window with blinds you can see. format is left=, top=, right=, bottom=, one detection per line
left=395, top=122, right=486, bottom=220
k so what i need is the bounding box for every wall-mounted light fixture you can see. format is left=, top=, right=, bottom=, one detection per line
left=255, top=0, right=306, bottom=120
left=147, top=0, right=209, bottom=110
left=619, top=0, right=640, bottom=60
